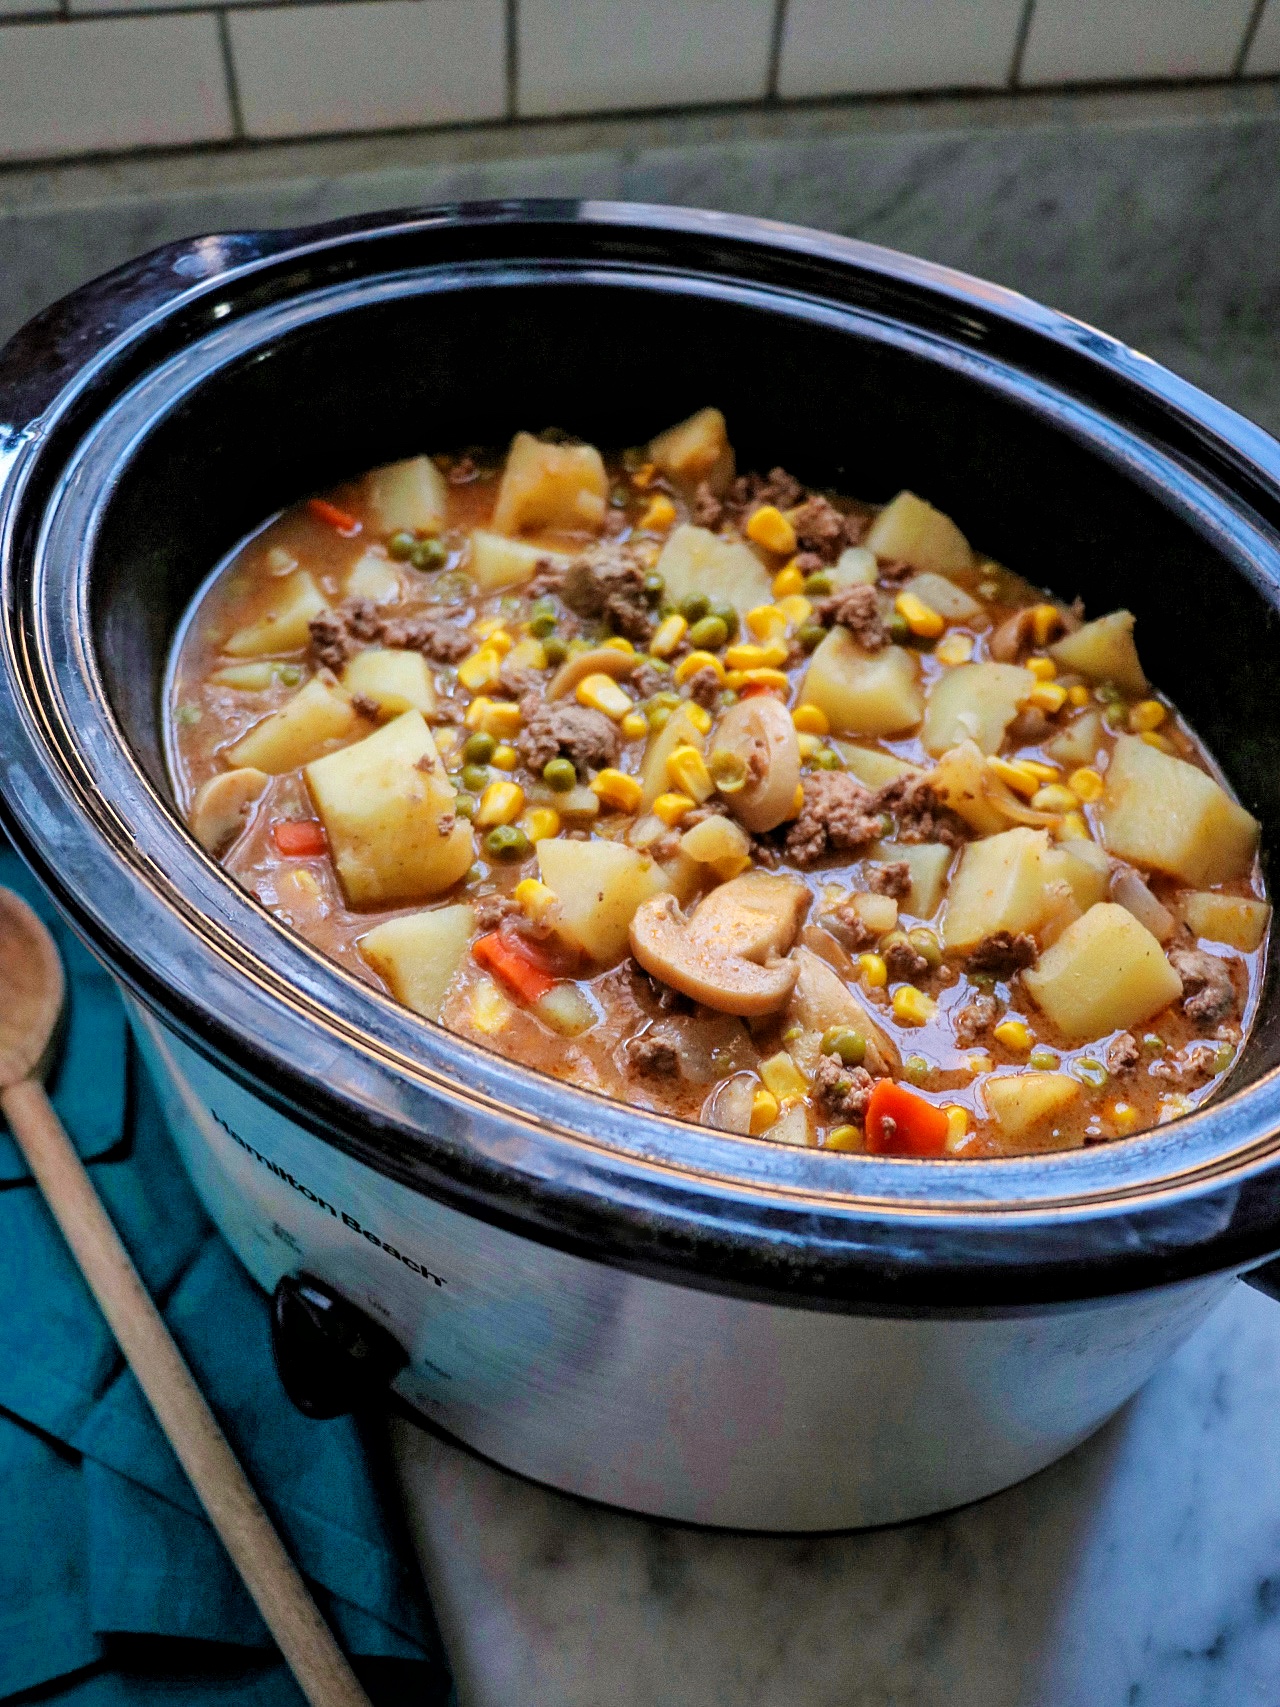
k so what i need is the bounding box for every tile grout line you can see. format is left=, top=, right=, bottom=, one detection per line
left=766, top=0, right=788, bottom=101
left=504, top=0, right=518, bottom=122
left=217, top=6, right=245, bottom=139
left=1008, top=0, right=1036, bottom=88
left=1236, top=0, right=1269, bottom=75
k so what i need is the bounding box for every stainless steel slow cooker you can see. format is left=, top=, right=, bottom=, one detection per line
left=3, top=200, right=1280, bottom=1532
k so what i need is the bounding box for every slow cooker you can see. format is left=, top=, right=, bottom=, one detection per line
left=3, top=200, right=1280, bottom=1532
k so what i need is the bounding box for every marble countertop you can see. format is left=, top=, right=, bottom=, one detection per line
left=394, top=1281, right=1280, bottom=1706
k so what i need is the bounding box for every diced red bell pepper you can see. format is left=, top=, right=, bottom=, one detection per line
left=865, top=1078, right=950, bottom=1157
left=273, top=819, right=328, bottom=857
left=472, top=930, right=558, bottom=1004
left=307, top=497, right=362, bottom=536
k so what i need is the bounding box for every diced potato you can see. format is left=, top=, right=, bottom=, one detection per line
left=345, top=551, right=401, bottom=605
left=227, top=675, right=359, bottom=773
left=491, top=432, right=608, bottom=535
left=365, top=455, right=448, bottom=537
left=828, top=547, right=878, bottom=589
left=359, top=904, right=475, bottom=1020
left=766, top=1101, right=812, bottom=1147
left=679, top=813, right=752, bottom=881
left=838, top=889, right=898, bottom=936
left=468, top=529, right=570, bottom=594
left=928, top=739, right=1009, bottom=835
left=648, top=407, right=735, bottom=495
left=341, top=648, right=436, bottom=718
left=536, top=837, right=669, bottom=963
left=1182, top=892, right=1271, bottom=952
left=654, top=523, right=773, bottom=614
left=1045, top=708, right=1104, bottom=768
left=800, top=628, right=923, bottom=737
left=833, top=743, right=925, bottom=790
left=306, top=711, right=474, bottom=907
left=1042, top=839, right=1109, bottom=911
left=1049, top=610, right=1146, bottom=695
left=1023, top=902, right=1183, bottom=1041
left=921, top=662, right=1034, bottom=757
left=942, top=827, right=1051, bottom=951
left=1099, top=735, right=1260, bottom=886
left=902, top=572, right=982, bottom=623
left=874, top=840, right=953, bottom=919
left=864, top=491, right=973, bottom=576
left=983, top=1073, right=1083, bottom=1146
left=641, top=703, right=707, bottom=807
left=224, top=571, right=327, bottom=657
left=533, top=983, right=600, bottom=1037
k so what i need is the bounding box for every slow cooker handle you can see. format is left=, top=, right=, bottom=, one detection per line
left=271, top=1273, right=408, bottom=1420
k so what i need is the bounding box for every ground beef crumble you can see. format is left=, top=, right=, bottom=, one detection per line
left=684, top=666, right=722, bottom=710
left=954, top=994, right=999, bottom=1048
left=628, top=1031, right=681, bottom=1078
left=310, top=599, right=475, bottom=670
left=516, top=698, right=619, bottom=777
left=867, top=860, right=912, bottom=899
left=1104, top=1032, right=1142, bottom=1075
left=691, top=482, right=724, bottom=528
left=811, top=1055, right=876, bottom=1123
left=473, top=894, right=519, bottom=933
left=884, top=937, right=930, bottom=983
left=790, top=495, right=847, bottom=563
left=873, top=775, right=968, bottom=847
left=560, top=553, right=655, bottom=644
left=1168, top=944, right=1238, bottom=1025
left=785, top=774, right=884, bottom=868
left=823, top=901, right=881, bottom=953
left=967, top=931, right=1038, bottom=978
left=1150, top=1041, right=1221, bottom=1085
left=814, top=584, right=888, bottom=650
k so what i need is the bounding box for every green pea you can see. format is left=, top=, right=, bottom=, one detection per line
left=274, top=663, right=302, bottom=686
left=454, top=792, right=478, bottom=819
left=802, top=573, right=832, bottom=596
left=820, top=1026, right=866, bottom=1067
left=1214, top=1041, right=1236, bottom=1073
left=1072, top=1057, right=1109, bottom=1090
left=687, top=615, right=729, bottom=651
left=463, top=731, right=496, bottom=765
left=903, top=1055, right=930, bottom=1086
left=714, top=605, right=740, bottom=641
left=466, top=862, right=488, bottom=884
left=1142, top=1033, right=1165, bottom=1052
left=797, top=625, right=826, bottom=653
left=907, top=927, right=942, bottom=970
left=811, top=746, right=842, bottom=771
left=648, top=706, right=672, bottom=730
left=543, top=757, right=577, bottom=792
left=543, top=637, right=569, bottom=665
left=176, top=704, right=202, bottom=727
left=387, top=531, right=416, bottom=561
left=680, top=592, right=711, bottom=623
left=1029, top=1047, right=1059, bottom=1071
left=484, top=824, right=531, bottom=861
left=461, top=763, right=490, bottom=794
left=643, top=573, right=665, bottom=603
left=411, top=537, right=448, bottom=572
left=529, top=610, right=558, bottom=638
left=886, top=611, right=911, bottom=644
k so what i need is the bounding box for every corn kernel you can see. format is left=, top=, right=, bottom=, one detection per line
left=1057, top=811, right=1090, bottom=842
left=892, top=986, right=937, bottom=1026
left=603, top=636, right=636, bottom=656
left=457, top=647, right=504, bottom=692
left=462, top=697, right=523, bottom=738
left=749, top=1087, right=781, bottom=1134
left=620, top=711, right=649, bottom=741
left=772, top=562, right=806, bottom=599
left=935, top=632, right=975, bottom=666
left=649, top=614, right=688, bottom=658
left=1110, top=1100, right=1139, bottom=1133
left=435, top=726, right=462, bottom=762
left=576, top=673, right=634, bottom=719
left=1029, top=783, right=1080, bottom=813
left=746, top=505, right=797, bottom=556
left=1068, top=766, right=1104, bottom=802
left=993, top=1018, right=1033, bottom=1052
left=724, top=670, right=746, bottom=692
left=742, top=668, right=791, bottom=694
left=591, top=768, right=644, bottom=813
left=472, top=619, right=513, bottom=653
left=797, top=732, right=824, bottom=760
left=667, top=745, right=714, bottom=802
left=1067, top=683, right=1090, bottom=706
left=652, top=791, right=695, bottom=827
left=1031, top=603, right=1062, bottom=645
left=514, top=877, right=558, bottom=919
left=673, top=650, right=726, bottom=686
left=859, top=952, right=888, bottom=989
left=518, top=809, right=561, bottom=845
left=759, top=1051, right=809, bottom=1100
left=639, top=493, right=677, bottom=531
left=987, top=756, right=1047, bottom=799
left=1027, top=655, right=1058, bottom=681
left=791, top=782, right=805, bottom=818
left=746, top=604, right=790, bottom=641
left=474, top=780, right=525, bottom=827
left=684, top=702, right=713, bottom=735
left=894, top=591, right=945, bottom=640
left=1027, top=681, right=1068, bottom=714
left=280, top=868, right=321, bottom=903
left=1140, top=730, right=1175, bottom=752
left=775, top=593, right=813, bottom=627
left=491, top=743, right=519, bottom=771
left=967, top=1052, right=995, bottom=1076
left=824, top=1124, right=863, bottom=1152
left=470, top=976, right=513, bottom=1035
left=1130, top=699, right=1167, bottom=733
left=509, top=636, right=547, bottom=672
left=630, top=460, right=657, bottom=488
left=944, top=1106, right=970, bottom=1152
left=725, top=640, right=789, bottom=671
left=792, top=703, right=830, bottom=736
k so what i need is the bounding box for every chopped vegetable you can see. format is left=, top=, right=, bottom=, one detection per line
left=472, top=930, right=558, bottom=1004
left=273, top=819, right=327, bottom=857
left=864, top=1080, right=950, bottom=1156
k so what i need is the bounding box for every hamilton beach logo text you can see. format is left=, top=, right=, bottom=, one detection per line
left=213, top=1113, right=447, bottom=1286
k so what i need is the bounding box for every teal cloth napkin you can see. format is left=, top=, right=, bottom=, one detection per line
left=0, top=850, right=453, bottom=1705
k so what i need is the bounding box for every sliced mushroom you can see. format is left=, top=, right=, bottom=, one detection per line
left=710, top=694, right=801, bottom=833
left=691, top=872, right=810, bottom=960
left=629, top=887, right=801, bottom=1016
left=1109, top=864, right=1176, bottom=943
left=547, top=646, right=637, bottom=701
left=191, top=766, right=269, bottom=855
left=786, top=947, right=901, bottom=1078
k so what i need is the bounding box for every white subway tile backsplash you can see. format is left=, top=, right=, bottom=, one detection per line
left=778, top=0, right=1024, bottom=98
left=1245, top=0, right=1280, bottom=75
left=517, top=0, right=775, bottom=118
left=1021, top=0, right=1256, bottom=85
left=230, top=0, right=506, bottom=139
left=0, top=14, right=232, bottom=161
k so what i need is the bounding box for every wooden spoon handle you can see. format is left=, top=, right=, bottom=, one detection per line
left=1, top=1073, right=373, bottom=1707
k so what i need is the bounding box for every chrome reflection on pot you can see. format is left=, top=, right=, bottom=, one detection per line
left=2, top=202, right=1280, bottom=1531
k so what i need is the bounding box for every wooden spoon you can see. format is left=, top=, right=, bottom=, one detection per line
left=0, top=888, right=373, bottom=1707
